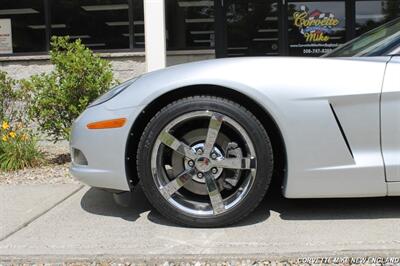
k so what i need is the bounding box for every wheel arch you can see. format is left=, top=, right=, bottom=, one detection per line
left=125, top=85, right=287, bottom=192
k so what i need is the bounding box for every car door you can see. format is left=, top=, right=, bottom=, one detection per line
left=381, top=56, right=400, bottom=184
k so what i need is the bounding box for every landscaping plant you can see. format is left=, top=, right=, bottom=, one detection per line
left=0, top=71, right=43, bottom=171
left=0, top=70, right=18, bottom=123
left=0, top=121, right=43, bottom=171
left=22, top=36, right=116, bottom=142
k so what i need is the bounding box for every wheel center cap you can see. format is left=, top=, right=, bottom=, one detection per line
left=195, top=157, right=212, bottom=173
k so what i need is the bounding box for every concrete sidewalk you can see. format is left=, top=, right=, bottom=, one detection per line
left=0, top=184, right=83, bottom=241
left=1, top=184, right=400, bottom=261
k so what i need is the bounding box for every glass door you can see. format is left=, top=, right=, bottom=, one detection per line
left=214, top=0, right=349, bottom=57
left=222, top=0, right=281, bottom=57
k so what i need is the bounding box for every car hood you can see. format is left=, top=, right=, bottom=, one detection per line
left=105, top=56, right=390, bottom=110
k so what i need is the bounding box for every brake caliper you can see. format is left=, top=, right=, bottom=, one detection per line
left=223, top=142, right=242, bottom=190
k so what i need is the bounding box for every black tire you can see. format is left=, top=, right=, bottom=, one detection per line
left=137, top=95, right=273, bottom=227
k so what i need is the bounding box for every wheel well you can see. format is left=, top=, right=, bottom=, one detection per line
left=125, top=85, right=287, bottom=190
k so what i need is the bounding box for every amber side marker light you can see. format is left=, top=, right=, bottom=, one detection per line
left=87, top=118, right=127, bottom=129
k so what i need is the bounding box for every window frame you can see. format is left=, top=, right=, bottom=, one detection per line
left=0, top=0, right=145, bottom=57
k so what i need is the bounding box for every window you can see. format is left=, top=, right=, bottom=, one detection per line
left=225, top=0, right=279, bottom=57
left=288, top=1, right=347, bottom=56
left=0, top=0, right=46, bottom=53
left=356, top=0, right=400, bottom=35
left=51, top=0, right=130, bottom=50
left=0, top=0, right=145, bottom=55
left=166, top=0, right=214, bottom=50
left=132, top=0, right=145, bottom=48
left=2, top=0, right=400, bottom=57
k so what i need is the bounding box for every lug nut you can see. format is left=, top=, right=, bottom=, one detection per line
left=196, top=148, right=203, bottom=155
left=211, top=167, right=218, bottom=174
left=188, top=160, right=195, bottom=167
left=197, top=172, right=204, bottom=179
left=210, top=153, right=218, bottom=159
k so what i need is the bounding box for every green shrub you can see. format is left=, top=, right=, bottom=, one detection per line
left=22, top=36, right=115, bottom=142
left=0, top=70, right=19, bottom=123
left=0, top=71, right=43, bottom=171
left=0, top=121, right=43, bottom=171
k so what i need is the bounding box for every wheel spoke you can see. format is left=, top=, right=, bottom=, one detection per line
left=203, top=113, right=224, bottom=156
left=204, top=172, right=226, bottom=215
left=213, top=157, right=256, bottom=170
left=158, top=131, right=197, bottom=160
left=159, top=169, right=195, bottom=199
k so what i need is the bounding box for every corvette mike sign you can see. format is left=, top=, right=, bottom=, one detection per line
left=289, top=4, right=345, bottom=56
left=293, top=6, right=340, bottom=43
left=0, top=19, right=13, bottom=54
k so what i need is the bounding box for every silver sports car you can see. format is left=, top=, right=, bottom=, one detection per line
left=70, top=18, right=400, bottom=227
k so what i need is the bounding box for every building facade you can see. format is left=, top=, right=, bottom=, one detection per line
left=1, top=0, right=400, bottom=80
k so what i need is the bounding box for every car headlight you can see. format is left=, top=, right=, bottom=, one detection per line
left=88, top=78, right=137, bottom=108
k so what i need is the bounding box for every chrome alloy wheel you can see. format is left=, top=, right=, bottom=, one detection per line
left=150, top=110, right=257, bottom=217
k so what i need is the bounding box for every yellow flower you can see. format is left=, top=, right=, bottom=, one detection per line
left=9, top=131, right=16, bottom=138
left=2, top=121, right=9, bottom=130
left=21, top=134, right=29, bottom=141
left=2, top=135, right=7, bottom=142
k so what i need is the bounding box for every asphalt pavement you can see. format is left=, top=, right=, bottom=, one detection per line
left=2, top=183, right=400, bottom=262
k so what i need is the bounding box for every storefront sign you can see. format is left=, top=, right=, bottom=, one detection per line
left=293, top=5, right=340, bottom=43
left=0, top=19, right=13, bottom=54
left=289, top=4, right=344, bottom=56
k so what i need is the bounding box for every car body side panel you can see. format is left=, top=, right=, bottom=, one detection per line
left=102, top=57, right=388, bottom=198
left=382, top=56, right=400, bottom=185
left=70, top=105, right=140, bottom=191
